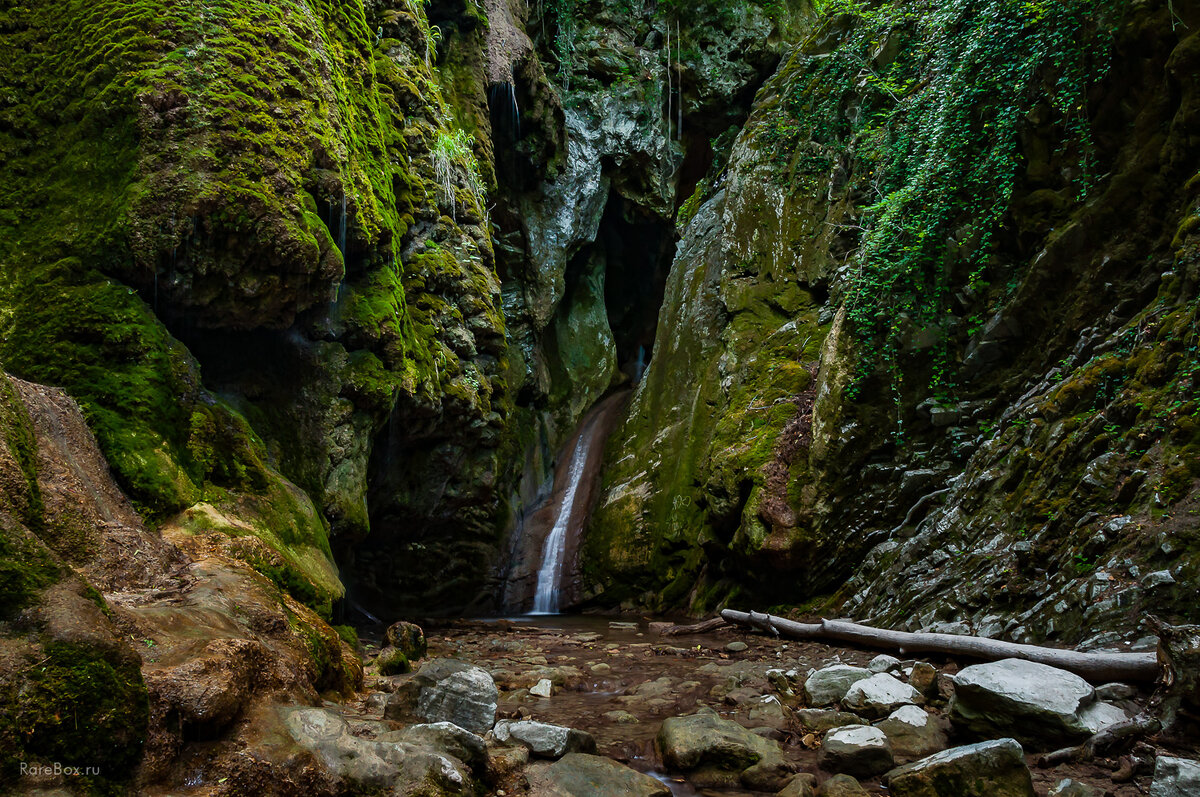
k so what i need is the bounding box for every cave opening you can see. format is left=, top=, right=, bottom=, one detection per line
left=594, top=193, right=675, bottom=382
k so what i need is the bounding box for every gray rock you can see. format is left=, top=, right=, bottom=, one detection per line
left=530, top=678, right=554, bottom=697
left=1094, top=683, right=1137, bottom=701
left=819, top=724, right=893, bottom=778
left=885, top=738, right=1035, bottom=797
left=1048, top=778, right=1100, bottom=797
left=284, top=707, right=475, bottom=794
left=869, top=654, right=902, bottom=674
left=1144, top=570, right=1176, bottom=588
left=875, top=705, right=948, bottom=759
left=1151, top=756, right=1200, bottom=797
left=385, top=721, right=486, bottom=772
left=1078, top=700, right=1130, bottom=733
left=384, top=658, right=498, bottom=734
left=949, top=658, right=1096, bottom=749
left=726, top=641, right=749, bottom=653
left=657, top=707, right=781, bottom=773
left=492, top=719, right=596, bottom=759
left=525, top=753, right=670, bottom=796
left=844, top=673, right=923, bottom=718
left=805, top=665, right=873, bottom=707
left=739, top=756, right=795, bottom=791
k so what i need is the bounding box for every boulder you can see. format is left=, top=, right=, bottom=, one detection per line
left=885, top=738, right=1034, bottom=797
left=376, top=646, right=411, bottom=676
left=491, top=719, right=596, bottom=758
left=869, top=655, right=902, bottom=674
left=657, top=707, right=781, bottom=774
left=779, top=773, right=818, bottom=796
left=949, top=659, right=1098, bottom=749
left=907, top=662, right=940, bottom=700
left=843, top=673, right=923, bottom=718
left=739, top=756, right=795, bottom=791
left=385, top=620, right=427, bottom=661
left=874, top=705, right=947, bottom=759
left=1150, top=756, right=1200, bottom=797
left=819, top=774, right=871, bottom=796
left=284, top=707, right=475, bottom=794
left=805, top=665, right=873, bottom=707
left=385, top=722, right=487, bottom=772
left=796, top=708, right=864, bottom=733
left=818, top=725, right=893, bottom=778
left=525, top=753, right=670, bottom=796
left=384, top=658, right=498, bottom=734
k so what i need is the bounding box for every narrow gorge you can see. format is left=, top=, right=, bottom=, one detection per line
left=1, top=0, right=1198, bottom=794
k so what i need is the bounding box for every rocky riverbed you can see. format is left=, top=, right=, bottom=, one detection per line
left=301, top=615, right=1200, bottom=797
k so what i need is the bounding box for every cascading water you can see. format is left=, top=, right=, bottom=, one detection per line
left=530, top=431, right=592, bottom=614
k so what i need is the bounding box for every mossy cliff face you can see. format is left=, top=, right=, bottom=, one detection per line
left=0, top=0, right=517, bottom=613
left=586, top=0, right=1200, bottom=642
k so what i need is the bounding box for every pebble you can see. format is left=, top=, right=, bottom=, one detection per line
left=725, top=641, right=749, bottom=653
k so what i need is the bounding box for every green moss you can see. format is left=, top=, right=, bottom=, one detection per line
left=0, top=641, right=148, bottom=789
left=377, top=647, right=411, bottom=675
left=333, top=624, right=360, bottom=650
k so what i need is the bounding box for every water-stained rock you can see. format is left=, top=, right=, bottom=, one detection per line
left=874, top=705, right=948, bottom=760
left=657, top=706, right=781, bottom=774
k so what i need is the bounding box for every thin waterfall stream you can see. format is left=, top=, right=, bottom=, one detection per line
left=506, top=391, right=630, bottom=615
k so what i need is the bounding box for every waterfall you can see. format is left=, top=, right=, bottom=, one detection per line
left=530, top=431, right=592, bottom=614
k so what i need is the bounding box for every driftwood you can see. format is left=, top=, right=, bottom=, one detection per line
left=720, top=610, right=1160, bottom=684
left=659, top=617, right=729, bottom=637
left=1038, top=713, right=1163, bottom=766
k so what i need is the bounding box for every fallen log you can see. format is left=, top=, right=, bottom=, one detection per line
left=659, top=617, right=728, bottom=637
left=720, top=610, right=1160, bottom=684
left=1037, top=713, right=1162, bottom=767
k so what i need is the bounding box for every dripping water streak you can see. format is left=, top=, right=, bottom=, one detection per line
left=531, top=431, right=592, bottom=614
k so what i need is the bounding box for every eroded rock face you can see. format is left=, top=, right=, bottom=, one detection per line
left=885, top=739, right=1036, bottom=797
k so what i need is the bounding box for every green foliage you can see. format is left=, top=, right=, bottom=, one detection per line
left=432, top=129, right=486, bottom=221
left=778, top=0, right=1123, bottom=409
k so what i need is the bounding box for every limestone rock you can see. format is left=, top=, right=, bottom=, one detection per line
left=885, top=738, right=1035, bottom=797
left=805, top=665, right=873, bottom=707
left=384, top=658, right=498, bottom=734
left=949, top=659, right=1097, bottom=749
left=875, top=705, right=948, bottom=759
left=1150, top=756, right=1200, bottom=797
left=657, top=707, right=781, bottom=773
left=525, top=753, right=670, bottom=796
left=818, top=725, right=894, bottom=778
left=491, top=719, right=596, bottom=759
left=819, top=774, right=871, bottom=796
left=530, top=678, right=554, bottom=697
left=843, top=673, right=923, bottom=718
